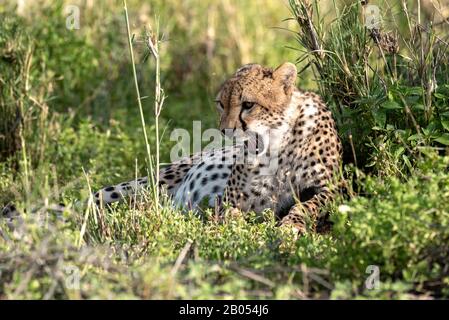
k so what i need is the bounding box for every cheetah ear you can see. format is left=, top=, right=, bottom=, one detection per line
left=235, top=63, right=261, bottom=77
left=273, top=62, right=297, bottom=92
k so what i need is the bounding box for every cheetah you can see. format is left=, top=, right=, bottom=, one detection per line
left=213, top=62, right=342, bottom=232
left=2, top=62, right=342, bottom=234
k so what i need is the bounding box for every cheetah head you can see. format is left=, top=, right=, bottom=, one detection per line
left=216, top=62, right=297, bottom=151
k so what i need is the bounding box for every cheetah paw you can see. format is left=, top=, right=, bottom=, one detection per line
left=279, top=216, right=305, bottom=237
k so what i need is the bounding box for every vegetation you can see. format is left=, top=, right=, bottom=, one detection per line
left=0, top=0, right=448, bottom=299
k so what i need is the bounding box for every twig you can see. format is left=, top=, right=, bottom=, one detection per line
left=170, top=239, right=193, bottom=276
left=232, top=267, right=275, bottom=288
left=348, top=133, right=358, bottom=167
left=123, top=0, right=155, bottom=194
left=78, top=168, right=94, bottom=248
left=144, top=24, right=167, bottom=207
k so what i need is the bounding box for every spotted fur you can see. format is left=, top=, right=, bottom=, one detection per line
left=216, top=62, right=342, bottom=233
left=2, top=62, right=342, bottom=234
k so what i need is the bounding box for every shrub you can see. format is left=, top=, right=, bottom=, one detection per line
left=289, top=0, right=449, bottom=172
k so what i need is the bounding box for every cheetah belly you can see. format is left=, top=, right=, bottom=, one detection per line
left=173, top=147, right=237, bottom=209
left=242, top=167, right=296, bottom=215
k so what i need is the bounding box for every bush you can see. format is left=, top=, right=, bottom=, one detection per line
left=309, top=154, right=449, bottom=298
left=289, top=0, right=449, bottom=172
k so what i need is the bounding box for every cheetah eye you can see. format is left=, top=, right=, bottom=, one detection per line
left=242, top=101, right=255, bottom=111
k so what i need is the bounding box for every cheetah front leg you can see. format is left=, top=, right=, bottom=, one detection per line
left=280, top=187, right=333, bottom=234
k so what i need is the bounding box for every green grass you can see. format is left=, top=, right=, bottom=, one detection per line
left=1, top=0, right=449, bottom=299
left=2, top=154, right=448, bottom=299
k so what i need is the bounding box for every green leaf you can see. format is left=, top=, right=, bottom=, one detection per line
left=405, top=87, right=423, bottom=96
left=411, top=104, right=425, bottom=111
left=405, top=95, right=420, bottom=104
left=402, top=154, right=412, bottom=170
left=372, top=109, right=386, bottom=127
left=434, top=134, right=449, bottom=145
left=408, top=134, right=423, bottom=141
left=442, top=120, right=449, bottom=132
left=434, top=93, right=447, bottom=100
left=387, top=90, right=395, bottom=101
left=381, top=101, right=402, bottom=110
left=394, top=146, right=405, bottom=159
